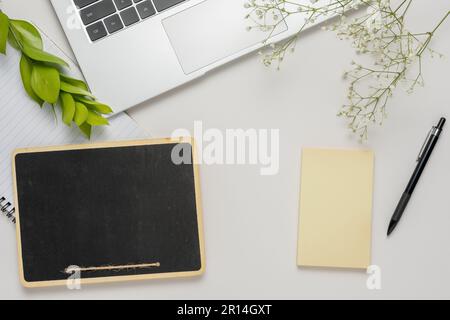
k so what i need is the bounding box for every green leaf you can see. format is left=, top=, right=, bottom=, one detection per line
left=8, top=31, right=19, bottom=50
left=31, top=64, right=61, bottom=104
left=76, top=97, right=113, bottom=114
left=19, top=54, right=44, bottom=106
left=60, top=74, right=89, bottom=91
left=9, top=19, right=43, bottom=50
left=0, top=12, right=9, bottom=54
left=22, top=43, right=69, bottom=68
left=74, top=102, right=88, bottom=126
left=60, top=81, right=95, bottom=98
left=60, top=92, right=76, bottom=126
left=86, top=111, right=109, bottom=126
left=79, top=122, right=92, bottom=139
left=50, top=104, right=58, bottom=122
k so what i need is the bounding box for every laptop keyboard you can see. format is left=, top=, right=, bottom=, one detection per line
left=74, top=0, right=187, bottom=42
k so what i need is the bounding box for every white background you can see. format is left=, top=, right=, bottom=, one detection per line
left=1, top=0, right=449, bottom=299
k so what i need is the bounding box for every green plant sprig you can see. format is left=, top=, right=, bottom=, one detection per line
left=0, top=11, right=112, bottom=138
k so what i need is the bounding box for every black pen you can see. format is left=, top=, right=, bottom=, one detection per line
left=387, top=117, right=446, bottom=236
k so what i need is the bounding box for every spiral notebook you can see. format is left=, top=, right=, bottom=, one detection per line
left=0, top=30, right=147, bottom=224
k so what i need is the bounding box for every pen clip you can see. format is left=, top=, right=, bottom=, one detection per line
left=417, top=129, right=432, bottom=161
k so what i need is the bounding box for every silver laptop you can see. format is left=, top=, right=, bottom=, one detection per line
left=51, top=0, right=327, bottom=114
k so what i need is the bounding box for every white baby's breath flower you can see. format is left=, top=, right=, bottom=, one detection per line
left=245, top=0, right=448, bottom=139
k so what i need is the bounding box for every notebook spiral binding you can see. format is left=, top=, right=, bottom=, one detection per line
left=0, top=196, right=16, bottom=224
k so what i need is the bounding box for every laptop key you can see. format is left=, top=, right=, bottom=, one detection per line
left=120, top=7, right=140, bottom=26
left=152, top=0, right=185, bottom=12
left=74, top=0, right=99, bottom=9
left=86, top=21, right=108, bottom=41
left=136, top=1, right=156, bottom=19
left=81, top=0, right=191, bottom=41
left=104, top=14, right=124, bottom=33
left=113, top=0, right=132, bottom=10
left=80, top=0, right=116, bottom=25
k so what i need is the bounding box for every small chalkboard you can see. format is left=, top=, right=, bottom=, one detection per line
left=12, top=138, right=205, bottom=288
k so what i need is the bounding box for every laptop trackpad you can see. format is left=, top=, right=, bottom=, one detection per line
left=162, top=0, right=288, bottom=74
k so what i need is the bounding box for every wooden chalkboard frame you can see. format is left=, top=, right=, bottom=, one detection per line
left=12, top=137, right=205, bottom=288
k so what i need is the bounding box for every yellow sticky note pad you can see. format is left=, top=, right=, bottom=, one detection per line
left=297, top=148, right=374, bottom=269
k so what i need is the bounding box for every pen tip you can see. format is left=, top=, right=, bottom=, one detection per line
left=387, top=220, right=397, bottom=236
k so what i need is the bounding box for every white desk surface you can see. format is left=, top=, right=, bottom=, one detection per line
left=1, top=0, right=449, bottom=299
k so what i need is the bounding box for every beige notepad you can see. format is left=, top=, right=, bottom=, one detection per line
left=297, top=148, right=374, bottom=269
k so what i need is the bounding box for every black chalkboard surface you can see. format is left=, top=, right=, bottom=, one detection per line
left=12, top=138, right=204, bottom=287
